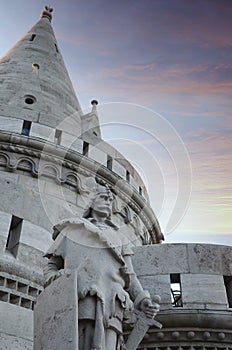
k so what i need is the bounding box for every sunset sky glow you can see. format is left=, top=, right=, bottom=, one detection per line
left=0, top=0, right=231, bottom=245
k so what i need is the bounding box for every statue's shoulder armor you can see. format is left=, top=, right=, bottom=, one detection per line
left=53, top=217, right=98, bottom=240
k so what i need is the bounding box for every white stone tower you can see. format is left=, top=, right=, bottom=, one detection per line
left=0, top=7, right=162, bottom=349
left=0, top=6, right=231, bottom=350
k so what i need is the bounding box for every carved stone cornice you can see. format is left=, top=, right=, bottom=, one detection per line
left=0, top=132, right=163, bottom=243
left=139, top=327, right=232, bottom=347
left=135, top=309, right=232, bottom=347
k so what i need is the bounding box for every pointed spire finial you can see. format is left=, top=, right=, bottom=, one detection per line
left=91, top=99, right=98, bottom=106
left=91, top=99, right=98, bottom=114
left=40, top=5, right=53, bottom=22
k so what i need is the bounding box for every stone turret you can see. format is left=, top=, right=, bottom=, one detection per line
left=0, top=7, right=163, bottom=349
left=0, top=6, right=82, bottom=130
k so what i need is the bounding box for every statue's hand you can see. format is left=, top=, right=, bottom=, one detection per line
left=57, top=268, right=72, bottom=278
left=44, top=271, right=60, bottom=287
left=139, top=295, right=160, bottom=319
left=44, top=269, right=71, bottom=287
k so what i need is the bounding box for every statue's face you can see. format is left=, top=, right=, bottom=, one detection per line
left=92, top=193, right=112, bottom=217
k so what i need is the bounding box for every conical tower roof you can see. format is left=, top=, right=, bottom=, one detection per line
left=0, top=6, right=82, bottom=129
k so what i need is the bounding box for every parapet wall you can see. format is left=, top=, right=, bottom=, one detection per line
left=132, top=243, right=232, bottom=348
left=133, top=243, right=232, bottom=309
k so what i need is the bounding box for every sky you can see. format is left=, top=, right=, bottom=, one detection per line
left=0, top=0, right=231, bottom=246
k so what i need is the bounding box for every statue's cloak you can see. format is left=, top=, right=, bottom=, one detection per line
left=44, top=218, right=142, bottom=333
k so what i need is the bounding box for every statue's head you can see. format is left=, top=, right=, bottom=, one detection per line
left=83, top=183, right=113, bottom=220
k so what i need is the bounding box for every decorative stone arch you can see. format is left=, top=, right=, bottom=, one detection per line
left=0, top=152, right=9, bottom=167
left=65, top=172, right=84, bottom=194
left=17, top=157, right=35, bottom=172
left=40, top=164, right=63, bottom=183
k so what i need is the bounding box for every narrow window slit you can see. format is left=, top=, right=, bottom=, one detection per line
left=54, top=43, right=59, bottom=53
left=29, top=34, right=36, bottom=42
left=21, top=120, right=32, bottom=136
left=5, top=216, right=23, bottom=257
left=82, top=141, right=89, bottom=156
left=54, top=129, right=62, bottom=145
left=170, top=273, right=183, bottom=307
left=107, top=155, right=113, bottom=170
left=224, top=276, right=232, bottom=308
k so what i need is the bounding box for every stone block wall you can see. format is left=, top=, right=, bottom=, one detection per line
left=0, top=116, right=148, bottom=200
left=133, top=243, right=232, bottom=310
left=132, top=243, right=232, bottom=348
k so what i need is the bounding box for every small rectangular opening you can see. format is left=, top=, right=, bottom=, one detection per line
left=82, top=141, right=89, bottom=156
left=107, top=155, right=113, bottom=170
left=0, top=276, right=5, bottom=287
left=6, top=278, right=17, bottom=290
left=21, top=297, right=32, bottom=309
left=21, top=120, right=32, bottom=136
left=126, top=170, right=130, bottom=183
left=139, top=186, right=143, bottom=195
left=17, top=282, right=28, bottom=294
left=54, top=43, right=59, bottom=53
left=9, top=294, right=20, bottom=305
left=0, top=291, right=9, bottom=302
left=224, top=276, right=232, bottom=308
left=28, top=286, right=38, bottom=297
left=54, top=129, right=62, bottom=145
left=170, top=273, right=183, bottom=307
left=5, top=215, right=23, bottom=258
left=29, top=34, right=36, bottom=42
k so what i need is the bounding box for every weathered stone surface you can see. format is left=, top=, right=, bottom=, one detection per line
left=0, top=236, right=6, bottom=252
left=17, top=243, right=46, bottom=269
left=138, top=274, right=172, bottom=309
left=150, top=309, right=232, bottom=330
left=112, top=159, right=127, bottom=179
left=0, top=301, right=33, bottom=341
left=34, top=272, right=78, bottom=350
left=0, top=333, right=32, bottom=350
left=133, top=243, right=232, bottom=276
left=0, top=211, right=11, bottom=240
left=69, top=137, right=83, bottom=153
left=0, top=116, right=23, bottom=134
left=88, top=145, right=107, bottom=165
left=59, top=132, right=79, bottom=150
left=187, top=243, right=232, bottom=275
left=20, top=221, right=52, bottom=252
left=0, top=255, right=44, bottom=285
left=30, top=123, right=54, bottom=141
left=60, top=186, right=78, bottom=205
left=132, top=244, right=189, bottom=275
left=18, top=175, right=46, bottom=193
left=0, top=174, right=51, bottom=231
left=181, top=274, right=228, bottom=308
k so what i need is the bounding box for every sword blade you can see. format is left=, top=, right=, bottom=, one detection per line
left=125, top=311, right=162, bottom=350
left=126, top=317, right=149, bottom=350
